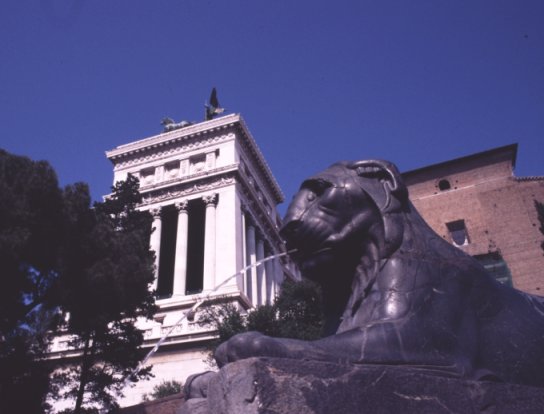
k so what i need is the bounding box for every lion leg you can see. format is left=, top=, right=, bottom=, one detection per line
left=215, top=332, right=292, bottom=367
left=214, top=331, right=342, bottom=367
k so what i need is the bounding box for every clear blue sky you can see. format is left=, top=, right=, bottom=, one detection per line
left=1, top=1, right=543, bottom=215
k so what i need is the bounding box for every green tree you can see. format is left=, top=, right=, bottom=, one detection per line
left=273, top=278, right=324, bottom=340
left=199, top=278, right=323, bottom=364
left=142, top=379, right=183, bottom=401
left=50, top=175, right=157, bottom=413
left=0, top=150, right=157, bottom=412
left=0, top=149, right=65, bottom=413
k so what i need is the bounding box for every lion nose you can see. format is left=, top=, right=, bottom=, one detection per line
left=279, top=219, right=302, bottom=241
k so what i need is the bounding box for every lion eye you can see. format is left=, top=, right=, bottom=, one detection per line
left=302, top=179, right=332, bottom=197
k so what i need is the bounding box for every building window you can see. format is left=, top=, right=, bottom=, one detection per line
left=474, top=252, right=513, bottom=287
left=446, top=220, right=469, bottom=246
left=438, top=179, right=451, bottom=191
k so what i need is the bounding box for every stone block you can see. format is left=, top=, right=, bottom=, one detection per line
left=180, top=358, right=544, bottom=414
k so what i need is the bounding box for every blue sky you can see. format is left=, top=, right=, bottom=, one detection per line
left=1, top=1, right=543, bottom=215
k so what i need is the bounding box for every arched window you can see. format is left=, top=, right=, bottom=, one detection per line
left=438, top=179, right=451, bottom=191
left=446, top=220, right=469, bottom=246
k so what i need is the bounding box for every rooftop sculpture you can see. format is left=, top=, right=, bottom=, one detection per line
left=161, top=117, right=193, bottom=132
left=214, top=159, right=544, bottom=388
left=159, top=87, right=225, bottom=132
left=204, top=87, right=225, bottom=121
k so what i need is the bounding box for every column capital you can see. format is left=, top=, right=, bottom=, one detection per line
left=150, top=207, right=162, bottom=219
left=203, top=193, right=218, bottom=206
left=174, top=200, right=189, bottom=212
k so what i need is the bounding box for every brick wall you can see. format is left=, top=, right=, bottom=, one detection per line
left=403, top=145, right=544, bottom=295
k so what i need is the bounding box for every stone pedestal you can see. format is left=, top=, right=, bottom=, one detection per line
left=178, top=358, right=544, bottom=414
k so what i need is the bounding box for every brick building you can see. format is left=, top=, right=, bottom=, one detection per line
left=403, top=144, right=544, bottom=295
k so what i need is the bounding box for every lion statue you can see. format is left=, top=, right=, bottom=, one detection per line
left=215, top=159, right=544, bottom=388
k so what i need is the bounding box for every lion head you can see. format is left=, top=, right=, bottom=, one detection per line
left=280, top=160, right=408, bottom=281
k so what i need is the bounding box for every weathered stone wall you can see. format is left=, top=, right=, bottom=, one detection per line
left=403, top=146, right=544, bottom=295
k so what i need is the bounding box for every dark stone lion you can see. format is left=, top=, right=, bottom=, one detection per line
left=216, top=159, right=544, bottom=388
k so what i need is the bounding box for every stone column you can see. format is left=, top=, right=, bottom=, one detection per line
left=246, top=223, right=257, bottom=305
left=241, top=211, right=248, bottom=295
left=203, top=193, right=218, bottom=291
left=149, top=207, right=162, bottom=292
left=172, top=200, right=189, bottom=296
left=256, top=237, right=265, bottom=306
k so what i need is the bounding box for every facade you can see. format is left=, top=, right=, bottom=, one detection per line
left=50, top=114, right=297, bottom=407
left=403, top=144, right=544, bottom=295
left=106, top=114, right=299, bottom=405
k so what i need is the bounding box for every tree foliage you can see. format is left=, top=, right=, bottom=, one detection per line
left=198, top=278, right=324, bottom=364
left=50, top=175, right=156, bottom=413
left=0, top=149, right=65, bottom=413
left=0, top=149, right=157, bottom=413
left=142, top=379, right=183, bottom=402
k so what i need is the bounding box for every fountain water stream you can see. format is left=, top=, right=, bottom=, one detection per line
left=123, top=249, right=296, bottom=388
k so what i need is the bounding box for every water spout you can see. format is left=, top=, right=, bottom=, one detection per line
left=123, top=249, right=296, bottom=387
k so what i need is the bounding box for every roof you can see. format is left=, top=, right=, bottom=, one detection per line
left=105, top=114, right=284, bottom=203
left=402, top=143, right=518, bottom=181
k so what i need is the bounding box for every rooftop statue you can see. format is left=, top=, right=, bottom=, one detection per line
left=204, top=87, right=225, bottom=121
left=214, top=159, right=544, bottom=388
left=161, top=117, right=193, bottom=132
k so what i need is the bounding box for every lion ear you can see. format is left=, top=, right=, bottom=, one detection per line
left=349, top=160, right=407, bottom=212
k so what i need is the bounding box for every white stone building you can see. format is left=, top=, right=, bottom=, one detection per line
left=103, top=113, right=297, bottom=405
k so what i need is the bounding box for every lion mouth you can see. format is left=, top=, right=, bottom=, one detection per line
left=287, top=243, right=333, bottom=264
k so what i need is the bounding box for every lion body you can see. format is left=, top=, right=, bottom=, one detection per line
left=216, top=160, right=544, bottom=387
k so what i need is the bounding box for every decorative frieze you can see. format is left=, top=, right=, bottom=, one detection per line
left=140, top=175, right=235, bottom=206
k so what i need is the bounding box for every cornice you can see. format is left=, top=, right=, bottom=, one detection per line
left=515, top=176, right=544, bottom=182
left=235, top=117, right=284, bottom=204
left=106, top=113, right=284, bottom=204
left=106, top=114, right=241, bottom=161
left=111, top=132, right=235, bottom=170
left=237, top=174, right=284, bottom=252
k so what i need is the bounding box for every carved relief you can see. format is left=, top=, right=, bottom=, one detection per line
left=190, top=154, right=206, bottom=175
left=140, top=167, right=155, bottom=186
left=140, top=175, right=235, bottom=206
left=164, top=161, right=180, bottom=180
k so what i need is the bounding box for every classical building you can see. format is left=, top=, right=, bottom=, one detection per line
left=403, top=143, right=544, bottom=295
left=49, top=114, right=298, bottom=407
